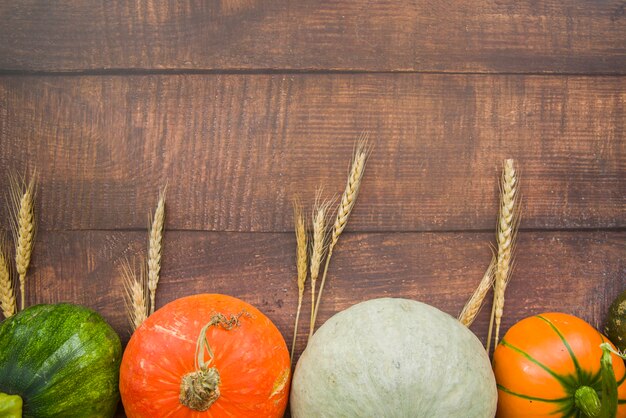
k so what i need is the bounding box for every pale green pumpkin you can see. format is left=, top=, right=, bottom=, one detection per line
left=291, top=298, right=497, bottom=418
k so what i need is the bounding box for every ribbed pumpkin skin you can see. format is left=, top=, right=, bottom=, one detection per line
left=119, top=294, right=290, bottom=418
left=493, top=313, right=626, bottom=417
left=0, top=303, right=122, bottom=418
left=291, top=298, right=497, bottom=418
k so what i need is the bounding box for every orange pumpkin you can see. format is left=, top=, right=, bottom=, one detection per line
left=493, top=312, right=626, bottom=417
left=120, top=294, right=290, bottom=418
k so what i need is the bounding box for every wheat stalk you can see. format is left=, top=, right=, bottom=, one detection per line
left=290, top=199, right=308, bottom=363
left=308, top=193, right=332, bottom=338
left=9, top=173, right=36, bottom=311
left=147, top=187, right=166, bottom=315
left=458, top=254, right=496, bottom=327
left=0, top=237, right=16, bottom=318
left=311, top=136, right=370, bottom=333
left=486, top=159, right=520, bottom=354
left=122, top=259, right=148, bottom=331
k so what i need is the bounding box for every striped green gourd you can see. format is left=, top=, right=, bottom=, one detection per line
left=0, top=304, right=121, bottom=418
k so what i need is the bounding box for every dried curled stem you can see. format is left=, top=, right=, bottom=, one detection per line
left=0, top=237, right=16, bottom=318
left=9, top=173, right=36, bottom=311
left=122, top=259, right=148, bottom=331
left=148, top=187, right=166, bottom=315
left=290, top=199, right=308, bottom=362
left=309, top=193, right=332, bottom=338
left=311, top=135, right=370, bottom=334
left=458, top=254, right=496, bottom=327
left=487, top=159, right=520, bottom=354
left=180, top=311, right=249, bottom=411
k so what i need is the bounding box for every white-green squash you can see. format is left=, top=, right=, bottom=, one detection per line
left=291, top=298, right=497, bottom=418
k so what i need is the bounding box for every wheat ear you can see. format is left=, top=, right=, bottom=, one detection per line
left=458, top=254, right=496, bottom=327
left=308, top=194, right=332, bottom=339
left=122, top=259, right=148, bottom=331
left=9, top=173, right=36, bottom=311
left=0, top=237, right=16, bottom=318
left=311, top=136, right=370, bottom=333
left=147, top=187, right=166, bottom=315
left=486, top=159, right=520, bottom=354
left=290, top=199, right=308, bottom=363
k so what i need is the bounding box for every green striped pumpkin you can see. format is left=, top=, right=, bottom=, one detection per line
left=0, top=304, right=122, bottom=418
left=493, top=312, right=626, bottom=417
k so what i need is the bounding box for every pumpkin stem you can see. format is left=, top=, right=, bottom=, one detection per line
left=0, top=393, right=23, bottom=418
left=179, top=311, right=249, bottom=411
left=575, top=386, right=601, bottom=417
left=179, top=367, right=221, bottom=411
left=598, top=342, right=623, bottom=418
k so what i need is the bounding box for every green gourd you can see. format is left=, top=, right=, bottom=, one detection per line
left=606, top=289, right=626, bottom=352
left=0, top=303, right=122, bottom=418
left=291, top=298, right=497, bottom=418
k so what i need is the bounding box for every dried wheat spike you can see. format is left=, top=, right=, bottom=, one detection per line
left=308, top=193, right=332, bottom=338
left=458, top=255, right=496, bottom=328
left=329, top=140, right=368, bottom=248
left=122, top=259, right=148, bottom=331
left=0, top=238, right=16, bottom=318
left=147, top=187, right=166, bottom=315
left=311, top=135, right=370, bottom=333
left=9, top=173, right=36, bottom=311
left=487, top=159, right=520, bottom=353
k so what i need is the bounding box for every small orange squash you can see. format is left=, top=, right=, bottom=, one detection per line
left=493, top=312, right=626, bottom=417
left=119, top=294, right=290, bottom=418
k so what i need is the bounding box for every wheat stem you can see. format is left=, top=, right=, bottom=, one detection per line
left=291, top=298, right=303, bottom=364
left=290, top=199, right=308, bottom=363
left=311, top=136, right=370, bottom=333
left=122, top=259, right=148, bottom=331
left=147, top=187, right=166, bottom=315
left=458, top=254, right=496, bottom=327
left=0, top=238, right=16, bottom=318
left=308, top=194, right=332, bottom=339
left=486, top=159, right=519, bottom=354
left=9, top=173, right=36, bottom=311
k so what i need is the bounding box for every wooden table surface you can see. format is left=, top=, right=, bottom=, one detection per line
left=0, top=1, right=624, bottom=416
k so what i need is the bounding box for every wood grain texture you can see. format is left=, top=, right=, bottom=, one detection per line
left=17, top=230, right=625, bottom=352
left=0, top=3, right=623, bottom=418
left=0, top=1, right=624, bottom=73
left=0, top=74, right=624, bottom=232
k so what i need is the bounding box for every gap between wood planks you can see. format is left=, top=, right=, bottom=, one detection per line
left=19, top=226, right=626, bottom=234
left=1, top=69, right=625, bottom=77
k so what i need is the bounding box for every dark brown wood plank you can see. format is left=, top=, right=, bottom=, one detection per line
left=0, top=1, right=624, bottom=73
left=1, top=74, right=623, bottom=232
left=18, top=230, right=626, bottom=354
